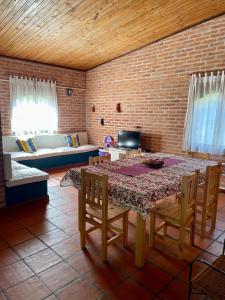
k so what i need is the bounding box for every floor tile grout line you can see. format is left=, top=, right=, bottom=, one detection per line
left=42, top=292, right=59, bottom=300
left=0, top=219, right=69, bottom=257
left=53, top=273, right=105, bottom=299
left=1, top=289, right=10, bottom=300
left=51, top=178, right=225, bottom=297
left=1, top=177, right=225, bottom=298
left=0, top=214, right=117, bottom=297
left=0, top=213, right=82, bottom=271
left=2, top=274, right=52, bottom=299
left=1, top=244, right=86, bottom=295
left=155, top=223, right=225, bottom=296
left=0, top=222, right=220, bottom=296
left=0, top=225, right=80, bottom=292
left=143, top=221, right=225, bottom=296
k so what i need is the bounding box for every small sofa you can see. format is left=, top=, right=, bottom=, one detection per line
left=4, top=154, right=49, bottom=206
left=2, top=132, right=99, bottom=170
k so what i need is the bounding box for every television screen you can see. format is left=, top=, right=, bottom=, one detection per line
left=118, top=130, right=141, bottom=149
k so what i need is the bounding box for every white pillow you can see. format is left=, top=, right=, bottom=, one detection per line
left=33, top=134, right=67, bottom=149
left=77, top=132, right=88, bottom=145
left=2, top=136, right=18, bottom=152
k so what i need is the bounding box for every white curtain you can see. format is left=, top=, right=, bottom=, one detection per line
left=10, top=76, right=58, bottom=135
left=183, top=71, right=225, bottom=155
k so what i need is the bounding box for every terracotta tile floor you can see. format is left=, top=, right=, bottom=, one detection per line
left=0, top=168, right=225, bottom=299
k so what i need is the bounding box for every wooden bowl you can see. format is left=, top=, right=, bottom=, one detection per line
left=143, top=158, right=165, bottom=168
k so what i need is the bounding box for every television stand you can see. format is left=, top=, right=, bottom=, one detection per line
left=117, top=147, right=131, bottom=150
left=100, top=147, right=129, bottom=161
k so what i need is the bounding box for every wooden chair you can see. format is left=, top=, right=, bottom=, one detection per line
left=149, top=170, right=199, bottom=259
left=119, top=149, right=141, bottom=160
left=89, top=155, right=110, bottom=166
left=188, top=151, right=210, bottom=160
left=197, top=163, right=221, bottom=236
left=188, top=239, right=225, bottom=299
left=79, top=169, right=129, bottom=261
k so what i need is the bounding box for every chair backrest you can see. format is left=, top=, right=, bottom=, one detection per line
left=188, top=151, right=210, bottom=160
left=89, top=155, right=110, bottom=166
left=119, top=149, right=141, bottom=160
left=180, top=170, right=199, bottom=224
left=80, top=169, right=108, bottom=219
left=203, top=163, right=221, bottom=206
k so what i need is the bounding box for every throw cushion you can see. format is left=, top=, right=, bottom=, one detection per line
left=66, top=135, right=79, bottom=148
left=16, top=139, right=33, bottom=153
left=27, top=138, right=38, bottom=152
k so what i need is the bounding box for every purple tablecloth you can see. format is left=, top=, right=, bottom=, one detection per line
left=114, top=157, right=184, bottom=176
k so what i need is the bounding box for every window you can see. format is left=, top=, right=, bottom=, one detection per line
left=10, top=76, right=58, bottom=135
left=183, top=71, right=225, bottom=155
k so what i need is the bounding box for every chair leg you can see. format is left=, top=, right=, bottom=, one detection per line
left=80, top=217, right=86, bottom=248
left=190, top=212, right=196, bottom=246
left=188, top=280, right=192, bottom=300
left=210, top=206, right=217, bottom=231
left=190, top=220, right=195, bottom=246
left=149, top=212, right=156, bottom=248
left=123, top=212, right=129, bottom=247
left=178, top=226, right=185, bottom=259
left=78, top=191, right=86, bottom=248
left=200, top=213, right=207, bottom=237
left=101, top=224, right=108, bottom=262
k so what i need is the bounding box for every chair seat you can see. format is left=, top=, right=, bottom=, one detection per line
left=192, top=255, right=225, bottom=299
left=86, top=204, right=129, bottom=221
left=151, top=200, right=193, bottom=224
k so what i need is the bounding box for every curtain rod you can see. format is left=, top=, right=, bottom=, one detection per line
left=0, top=78, right=85, bottom=90
left=188, top=69, right=224, bottom=76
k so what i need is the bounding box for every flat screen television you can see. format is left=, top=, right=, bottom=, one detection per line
left=117, top=130, right=141, bottom=149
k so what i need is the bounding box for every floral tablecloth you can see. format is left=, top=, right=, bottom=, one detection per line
left=60, top=153, right=216, bottom=216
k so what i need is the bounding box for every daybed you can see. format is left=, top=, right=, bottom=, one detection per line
left=2, top=132, right=99, bottom=170
left=4, top=154, right=49, bottom=206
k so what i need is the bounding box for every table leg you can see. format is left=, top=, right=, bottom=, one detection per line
left=78, top=190, right=81, bottom=232
left=135, top=212, right=146, bottom=268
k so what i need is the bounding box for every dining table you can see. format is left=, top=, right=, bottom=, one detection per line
left=60, top=152, right=216, bottom=268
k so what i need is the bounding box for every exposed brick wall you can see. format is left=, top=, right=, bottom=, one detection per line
left=0, top=112, right=5, bottom=207
left=86, top=15, right=225, bottom=154
left=0, top=56, right=86, bottom=135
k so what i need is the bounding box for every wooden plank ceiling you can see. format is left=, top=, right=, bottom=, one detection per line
left=0, top=0, right=225, bottom=70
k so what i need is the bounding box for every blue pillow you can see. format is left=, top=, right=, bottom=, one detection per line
left=27, top=138, right=38, bottom=152
left=66, top=135, right=79, bottom=147
left=16, top=139, right=32, bottom=153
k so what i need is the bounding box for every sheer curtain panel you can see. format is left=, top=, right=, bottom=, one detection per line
left=10, top=76, right=58, bottom=135
left=183, top=71, right=225, bottom=155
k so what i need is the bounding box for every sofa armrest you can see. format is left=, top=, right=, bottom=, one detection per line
left=3, top=153, right=12, bottom=181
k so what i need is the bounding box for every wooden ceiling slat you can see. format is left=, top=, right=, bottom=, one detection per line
left=0, top=0, right=28, bottom=27
left=1, top=1, right=87, bottom=57
left=1, top=3, right=97, bottom=58
left=0, top=0, right=40, bottom=36
left=5, top=0, right=187, bottom=58
left=0, top=0, right=63, bottom=50
left=0, top=0, right=224, bottom=70
left=0, top=0, right=57, bottom=41
left=9, top=0, right=119, bottom=55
